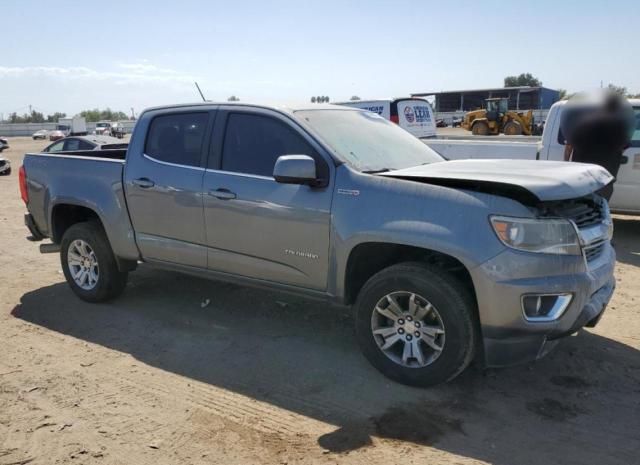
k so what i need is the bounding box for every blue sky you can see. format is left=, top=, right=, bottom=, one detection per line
left=1, top=0, right=638, bottom=117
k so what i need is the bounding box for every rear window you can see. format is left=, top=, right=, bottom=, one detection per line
left=145, top=112, right=209, bottom=167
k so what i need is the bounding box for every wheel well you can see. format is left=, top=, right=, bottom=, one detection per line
left=344, top=243, right=476, bottom=307
left=51, top=204, right=101, bottom=244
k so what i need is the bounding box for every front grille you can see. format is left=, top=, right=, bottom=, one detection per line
left=584, top=241, right=606, bottom=262
left=539, top=198, right=604, bottom=228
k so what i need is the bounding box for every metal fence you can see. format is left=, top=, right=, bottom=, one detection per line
left=0, top=121, right=137, bottom=137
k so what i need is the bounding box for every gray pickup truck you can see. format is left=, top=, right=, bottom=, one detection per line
left=20, top=103, right=616, bottom=386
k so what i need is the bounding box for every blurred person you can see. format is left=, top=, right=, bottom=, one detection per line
left=561, top=92, right=634, bottom=200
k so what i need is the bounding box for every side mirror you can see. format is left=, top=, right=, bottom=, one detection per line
left=273, top=155, right=317, bottom=185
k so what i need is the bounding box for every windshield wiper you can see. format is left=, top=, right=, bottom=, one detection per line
left=362, top=168, right=391, bottom=174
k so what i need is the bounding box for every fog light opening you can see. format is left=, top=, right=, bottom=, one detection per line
left=522, top=294, right=572, bottom=322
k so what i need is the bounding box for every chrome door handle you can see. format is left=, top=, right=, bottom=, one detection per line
left=133, top=178, right=155, bottom=188
left=209, top=188, right=236, bottom=200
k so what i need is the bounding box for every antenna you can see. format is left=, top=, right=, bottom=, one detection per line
left=195, top=82, right=207, bottom=102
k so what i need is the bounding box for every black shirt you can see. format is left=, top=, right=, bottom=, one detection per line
left=562, top=107, right=632, bottom=178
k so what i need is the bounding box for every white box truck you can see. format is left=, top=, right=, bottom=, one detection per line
left=335, top=98, right=437, bottom=138
left=57, top=116, right=88, bottom=136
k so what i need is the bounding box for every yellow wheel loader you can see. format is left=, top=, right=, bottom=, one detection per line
left=461, top=98, right=535, bottom=136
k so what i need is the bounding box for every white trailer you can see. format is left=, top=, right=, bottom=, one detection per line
left=335, top=98, right=437, bottom=138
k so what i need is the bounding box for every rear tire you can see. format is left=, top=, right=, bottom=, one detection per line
left=354, top=262, right=477, bottom=387
left=60, top=222, right=128, bottom=302
left=471, top=121, right=489, bottom=136
left=503, top=121, right=522, bottom=136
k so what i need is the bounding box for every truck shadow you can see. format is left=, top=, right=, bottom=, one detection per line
left=613, top=215, right=640, bottom=268
left=12, top=268, right=640, bottom=465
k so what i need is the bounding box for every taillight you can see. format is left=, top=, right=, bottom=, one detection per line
left=19, top=165, right=28, bottom=204
left=390, top=114, right=399, bottom=124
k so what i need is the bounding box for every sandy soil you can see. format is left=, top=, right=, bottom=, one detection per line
left=1, top=137, right=639, bottom=465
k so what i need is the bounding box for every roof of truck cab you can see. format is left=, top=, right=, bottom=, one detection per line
left=139, top=102, right=362, bottom=116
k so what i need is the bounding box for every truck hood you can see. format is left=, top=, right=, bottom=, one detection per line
left=379, top=159, right=613, bottom=203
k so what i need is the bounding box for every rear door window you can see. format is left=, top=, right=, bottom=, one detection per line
left=45, top=140, right=65, bottom=152
left=63, top=138, right=95, bottom=151
left=145, top=112, right=209, bottom=167
left=221, top=113, right=320, bottom=177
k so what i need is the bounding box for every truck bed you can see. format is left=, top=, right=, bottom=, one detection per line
left=423, top=138, right=539, bottom=160
left=23, top=150, right=139, bottom=262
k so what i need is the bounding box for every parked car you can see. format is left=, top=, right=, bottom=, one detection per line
left=451, top=116, right=463, bottom=128
left=42, top=135, right=126, bottom=153
left=21, top=102, right=616, bottom=387
left=0, top=137, right=8, bottom=152
left=0, top=156, right=10, bottom=175
left=32, top=130, right=49, bottom=140
left=335, top=98, right=437, bottom=138
left=436, top=119, right=447, bottom=128
left=48, top=130, right=66, bottom=141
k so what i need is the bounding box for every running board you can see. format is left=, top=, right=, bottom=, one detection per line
left=39, top=243, right=61, bottom=254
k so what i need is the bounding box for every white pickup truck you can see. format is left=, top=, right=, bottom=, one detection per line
left=424, top=99, right=640, bottom=214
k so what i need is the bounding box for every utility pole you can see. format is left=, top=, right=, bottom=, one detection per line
left=130, top=107, right=135, bottom=120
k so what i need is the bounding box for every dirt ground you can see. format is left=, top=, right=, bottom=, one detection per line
left=1, top=137, right=639, bottom=465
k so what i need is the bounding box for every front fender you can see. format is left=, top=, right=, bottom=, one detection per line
left=328, top=166, right=529, bottom=300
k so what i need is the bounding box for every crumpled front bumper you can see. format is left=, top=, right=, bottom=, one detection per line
left=471, top=243, right=616, bottom=367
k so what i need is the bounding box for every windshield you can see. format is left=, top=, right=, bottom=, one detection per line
left=97, top=123, right=110, bottom=128
left=295, top=109, right=444, bottom=172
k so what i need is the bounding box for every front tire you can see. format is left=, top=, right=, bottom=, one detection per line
left=60, top=222, right=128, bottom=302
left=355, top=262, right=477, bottom=387
left=503, top=121, right=522, bottom=136
left=471, top=121, right=489, bottom=135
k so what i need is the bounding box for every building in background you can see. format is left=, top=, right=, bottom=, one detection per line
left=412, top=86, right=560, bottom=112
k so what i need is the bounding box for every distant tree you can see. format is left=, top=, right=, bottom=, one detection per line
left=504, top=73, right=542, bottom=87
left=350, top=96, right=361, bottom=101
left=558, top=89, right=568, bottom=100
left=227, top=95, right=240, bottom=102
left=311, top=96, right=331, bottom=103
left=628, top=92, right=640, bottom=98
left=46, top=112, right=67, bottom=122
left=607, top=83, right=628, bottom=96
left=7, top=110, right=49, bottom=123
left=30, top=110, right=45, bottom=123
left=79, top=108, right=130, bottom=122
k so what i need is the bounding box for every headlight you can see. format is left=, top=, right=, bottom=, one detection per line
left=490, top=216, right=581, bottom=255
